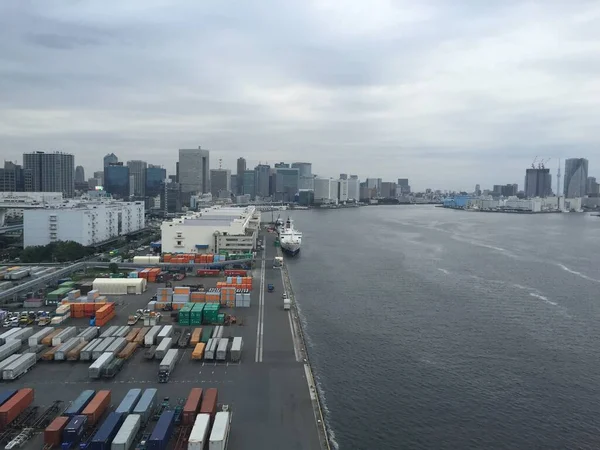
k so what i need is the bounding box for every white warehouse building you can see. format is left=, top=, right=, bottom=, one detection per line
left=313, top=178, right=339, bottom=204
left=161, top=206, right=261, bottom=254
left=24, top=201, right=145, bottom=247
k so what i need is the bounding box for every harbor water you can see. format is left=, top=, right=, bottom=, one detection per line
left=286, top=206, right=600, bottom=450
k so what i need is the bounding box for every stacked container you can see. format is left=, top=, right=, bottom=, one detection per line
left=190, top=304, right=204, bottom=325
left=156, top=288, right=173, bottom=304
left=220, top=287, right=235, bottom=307
left=178, top=304, right=193, bottom=326
left=190, top=291, right=206, bottom=302
left=87, top=290, right=100, bottom=302
left=96, top=303, right=116, bottom=326
left=173, top=286, right=191, bottom=304
left=235, top=289, right=251, bottom=308
left=203, top=304, right=219, bottom=324
left=205, top=289, right=220, bottom=303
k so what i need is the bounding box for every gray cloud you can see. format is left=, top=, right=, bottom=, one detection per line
left=1, top=0, right=599, bottom=190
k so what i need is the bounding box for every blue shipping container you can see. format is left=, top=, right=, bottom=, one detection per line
left=89, top=412, right=124, bottom=450
left=0, top=390, right=17, bottom=407
left=132, top=388, right=157, bottom=425
left=62, top=415, right=87, bottom=444
left=64, top=390, right=95, bottom=417
left=147, top=411, right=175, bottom=450
left=115, top=389, right=142, bottom=415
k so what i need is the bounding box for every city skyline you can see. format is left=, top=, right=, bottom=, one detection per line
left=2, top=2, right=600, bottom=191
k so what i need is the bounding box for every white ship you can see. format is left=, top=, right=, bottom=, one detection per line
left=278, top=217, right=302, bottom=256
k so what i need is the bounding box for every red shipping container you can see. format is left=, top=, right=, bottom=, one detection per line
left=82, top=390, right=111, bottom=426
left=0, top=388, right=34, bottom=429
left=199, top=388, right=218, bottom=420
left=44, top=416, right=69, bottom=447
left=182, top=388, right=203, bottom=426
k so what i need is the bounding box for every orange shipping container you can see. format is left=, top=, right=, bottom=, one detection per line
left=125, top=328, right=139, bottom=342
left=191, top=343, right=206, bottom=360
left=134, top=327, right=150, bottom=343
left=190, top=328, right=203, bottom=345
left=0, top=388, right=34, bottom=429
left=41, top=329, right=63, bottom=346
left=182, top=388, right=203, bottom=425
left=44, top=416, right=69, bottom=447
left=118, top=342, right=138, bottom=359
left=82, top=390, right=111, bottom=426
left=67, top=341, right=89, bottom=360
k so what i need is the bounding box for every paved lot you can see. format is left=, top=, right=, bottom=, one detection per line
left=2, top=230, right=322, bottom=450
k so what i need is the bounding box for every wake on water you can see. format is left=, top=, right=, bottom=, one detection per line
left=557, top=263, right=600, bottom=284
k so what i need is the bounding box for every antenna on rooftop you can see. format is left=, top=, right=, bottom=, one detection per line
left=219, top=158, right=222, bottom=169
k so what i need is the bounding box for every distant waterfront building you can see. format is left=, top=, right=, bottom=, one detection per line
left=24, top=200, right=145, bottom=247
left=348, top=175, right=360, bottom=201
left=161, top=181, right=181, bottom=214
left=474, top=184, right=481, bottom=196
left=103, top=153, right=118, bottom=167
left=236, top=157, right=246, bottom=195
left=274, top=162, right=289, bottom=168
left=0, top=161, right=33, bottom=192
left=313, top=178, right=338, bottom=204
left=338, top=179, right=349, bottom=202
left=210, top=169, right=231, bottom=197
left=397, top=179, right=410, bottom=195
left=179, top=147, right=210, bottom=195
left=126, top=160, right=147, bottom=197
left=502, top=184, right=518, bottom=197
left=274, top=167, right=299, bottom=202
left=93, top=171, right=104, bottom=185
left=242, top=170, right=256, bottom=199
left=292, top=163, right=313, bottom=191
left=145, top=165, right=167, bottom=198
left=493, top=185, right=503, bottom=196
left=587, top=177, right=599, bottom=196
left=563, top=158, right=589, bottom=198
left=23, top=151, right=74, bottom=198
left=104, top=163, right=130, bottom=199
left=381, top=182, right=397, bottom=199
left=254, top=164, right=271, bottom=199
left=366, top=178, right=382, bottom=196
left=339, top=173, right=348, bottom=180
left=525, top=168, right=552, bottom=198
left=75, top=166, right=85, bottom=183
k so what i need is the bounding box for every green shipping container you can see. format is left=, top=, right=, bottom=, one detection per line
left=59, top=281, right=76, bottom=289
left=47, top=287, right=72, bottom=301
left=190, top=304, right=204, bottom=326
left=216, top=313, right=225, bottom=324
left=200, top=326, right=213, bottom=343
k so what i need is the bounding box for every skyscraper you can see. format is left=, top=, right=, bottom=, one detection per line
left=525, top=168, right=552, bottom=198
left=254, top=164, right=271, bottom=199
left=564, top=158, right=589, bottom=198
left=23, top=151, right=74, bottom=198
left=0, top=162, right=32, bottom=192
left=397, top=179, right=410, bottom=194
left=127, top=160, right=148, bottom=197
left=274, top=167, right=300, bottom=202
left=146, top=165, right=167, bottom=198
left=75, top=166, right=85, bottom=183
left=103, top=153, right=118, bottom=167
left=292, top=162, right=313, bottom=190
left=178, top=147, right=210, bottom=194
left=104, top=163, right=130, bottom=199
left=348, top=175, right=360, bottom=201
left=242, top=170, right=256, bottom=199
left=587, top=177, right=599, bottom=196
left=236, top=157, right=246, bottom=195
left=210, top=169, right=231, bottom=197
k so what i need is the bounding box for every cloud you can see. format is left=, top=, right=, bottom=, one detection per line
left=0, top=0, right=599, bottom=190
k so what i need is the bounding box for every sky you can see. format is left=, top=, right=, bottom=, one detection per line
left=1, top=1, right=599, bottom=191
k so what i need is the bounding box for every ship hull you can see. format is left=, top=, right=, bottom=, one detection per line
left=281, top=242, right=301, bottom=256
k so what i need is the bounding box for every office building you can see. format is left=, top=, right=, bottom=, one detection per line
left=23, top=151, right=74, bottom=198
left=145, top=165, right=166, bottom=198
left=126, top=160, right=147, bottom=197
left=366, top=178, right=382, bottom=196
left=291, top=162, right=312, bottom=178
left=0, top=161, right=32, bottom=192
left=381, top=182, right=397, bottom=198
left=338, top=179, right=349, bottom=202
left=339, top=173, right=348, bottom=180
left=397, top=179, right=410, bottom=194
left=298, top=190, right=315, bottom=206
left=475, top=184, right=481, bottom=196
left=348, top=175, right=360, bottom=201
left=24, top=200, right=145, bottom=247
left=242, top=170, right=256, bottom=199
left=274, top=167, right=299, bottom=202
left=160, top=206, right=261, bottom=254
left=103, top=153, right=118, bottom=167
left=564, top=158, right=589, bottom=198
left=75, top=166, right=85, bottom=183
left=236, top=158, right=246, bottom=195
left=160, top=181, right=181, bottom=214
left=104, top=163, right=130, bottom=199
left=314, top=178, right=338, bottom=204
left=525, top=168, right=552, bottom=198
left=93, top=171, right=104, bottom=185
left=230, top=175, right=238, bottom=195
left=179, top=147, right=210, bottom=195
left=587, top=177, right=599, bottom=196
left=210, top=169, right=231, bottom=197
left=254, top=164, right=271, bottom=199
left=502, top=184, right=518, bottom=197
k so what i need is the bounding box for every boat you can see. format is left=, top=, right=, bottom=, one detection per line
left=278, top=217, right=302, bottom=256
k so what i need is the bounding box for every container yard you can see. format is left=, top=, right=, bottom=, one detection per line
left=0, top=230, right=327, bottom=450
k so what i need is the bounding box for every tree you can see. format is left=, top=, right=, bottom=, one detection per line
left=20, top=240, right=94, bottom=263
left=108, top=263, right=119, bottom=273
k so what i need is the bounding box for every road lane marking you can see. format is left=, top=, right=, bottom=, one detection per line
left=256, top=237, right=266, bottom=362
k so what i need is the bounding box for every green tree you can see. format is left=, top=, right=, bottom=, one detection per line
left=108, top=262, right=119, bottom=273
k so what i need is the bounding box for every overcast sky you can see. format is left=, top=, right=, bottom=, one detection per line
left=1, top=1, right=599, bottom=191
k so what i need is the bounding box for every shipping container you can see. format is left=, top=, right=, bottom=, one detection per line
left=0, top=329, right=21, bottom=345
left=158, top=349, right=178, bottom=383
left=106, top=337, right=127, bottom=355
left=0, top=390, right=16, bottom=407
left=89, top=412, right=124, bottom=450
left=144, top=326, right=162, bottom=347
left=111, top=414, right=141, bottom=450
left=92, top=278, right=147, bottom=295
left=5, top=327, right=33, bottom=344
left=77, top=327, right=99, bottom=342
left=125, top=329, right=138, bottom=342
left=208, top=411, right=230, bottom=450
left=82, top=390, right=111, bottom=426
left=230, top=337, right=243, bottom=362
left=133, top=328, right=149, bottom=344
left=216, top=338, right=228, bottom=361
left=132, top=389, right=157, bottom=426
left=117, top=342, right=138, bottom=360
left=93, top=337, right=116, bottom=360
left=147, top=410, right=175, bottom=450
left=67, top=341, right=89, bottom=361
left=44, top=415, right=69, bottom=447
left=187, top=414, right=210, bottom=450
left=113, top=326, right=129, bottom=338
left=204, top=339, right=217, bottom=361
left=0, top=340, right=21, bottom=362
left=2, top=353, right=36, bottom=380
left=155, top=338, right=173, bottom=360
left=64, top=390, right=96, bottom=417
left=52, top=327, right=77, bottom=346
left=41, top=328, right=63, bottom=346
left=89, top=353, right=115, bottom=379
left=0, top=356, right=21, bottom=377
left=0, top=388, right=34, bottom=429
left=191, top=343, right=205, bottom=361
left=115, top=389, right=142, bottom=416
left=81, top=339, right=103, bottom=361
left=199, top=388, right=218, bottom=419
left=156, top=325, right=173, bottom=343
left=63, top=415, right=87, bottom=445
left=55, top=337, right=84, bottom=361
left=182, top=388, right=203, bottom=426
left=28, top=328, right=54, bottom=348
left=100, top=326, right=119, bottom=339
left=190, top=328, right=202, bottom=346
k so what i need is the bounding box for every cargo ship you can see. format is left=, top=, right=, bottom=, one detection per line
left=278, top=217, right=302, bottom=256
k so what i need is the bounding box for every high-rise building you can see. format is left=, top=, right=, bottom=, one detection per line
left=103, top=153, right=118, bottom=167
left=126, top=160, right=147, bottom=197
left=0, top=161, right=32, bottom=192
left=381, top=182, right=397, bottom=198
left=93, top=171, right=104, bottom=185
left=161, top=181, right=181, bottom=214
left=366, top=178, right=382, bottom=196
left=274, top=168, right=299, bottom=202
left=291, top=162, right=312, bottom=177
left=254, top=164, right=271, bottom=199
left=230, top=174, right=237, bottom=195
left=23, top=151, right=74, bottom=198
left=104, top=163, right=130, bottom=199
left=236, top=158, right=246, bottom=195
left=179, top=147, right=210, bottom=194
left=475, top=184, right=481, bottom=196
left=210, top=169, right=231, bottom=197
left=146, top=165, right=167, bottom=198
left=500, top=184, right=518, bottom=197
left=75, top=166, right=85, bottom=183
left=314, top=178, right=338, bottom=204
left=397, top=179, right=410, bottom=194
left=525, top=168, right=552, bottom=198
left=243, top=170, right=256, bottom=199
left=587, top=177, right=599, bottom=196
left=348, top=175, right=360, bottom=201
left=563, top=158, right=589, bottom=198
left=338, top=179, right=349, bottom=202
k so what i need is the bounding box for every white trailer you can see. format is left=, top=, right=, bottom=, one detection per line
left=144, top=326, right=162, bottom=347
left=155, top=337, right=173, bottom=360
left=188, top=414, right=211, bottom=450
left=208, top=411, right=231, bottom=450
left=157, top=325, right=173, bottom=343
left=0, top=340, right=21, bottom=362
left=7, top=327, right=34, bottom=344
left=92, top=337, right=115, bottom=360
left=80, top=339, right=102, bottom=361
left=111, top=414, right=141, bottom=450
left=89, top=352, right=114, bottom=379
left=3, top=353, right=36, bottom=380
left=54, top=337, right=83, bottom=361
left=158, top=349, right=179, bottom=383
left=216, top=338, right=228, bottom=361
left=0, top=329, right=21, bottom=345
left=52, top=327, right=77, bottom=346
left=204, top=339, right=217, bottom=361
left=0, top=354, right=21, bottom=375
left=28, top=328, right=54, bottom=348
left=230, top=337, right=243, bottom=362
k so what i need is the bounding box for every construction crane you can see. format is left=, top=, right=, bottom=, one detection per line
left=531, top=156, right=538, bottom=169
left=538, top=158, right=551, bottom=169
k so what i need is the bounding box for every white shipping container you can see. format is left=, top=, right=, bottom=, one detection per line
left=111, top=414, right=141, bottom=450
left=54, top=337, right=84, bottom=361
left=52, top=327, right=77, bottom=346
left=188, top=414, right=211, bottom=450
left=89, top=352, right=114, bottom=379
left=230, top=337, right=243, bottom=362
left=0, top=340, right=21, bottom=362
left=113, top=326, right=129, bottom=338
left=3, top=353, right=36, bottom=380
left=80, top=339, right=102, bottom=361
left=92, top=337, right=116, bottom=360
left=157, top=325, right=173, bottom=343
left=155, top=338, right=173, bottom=359
left=100, top=326, right=119, bottom=339
left=28, top=328, right=54, bottom=347
left=77, top=327, right=99, bottom=342
left=0, top=328, right=21, bottom=345
left=6, top=327, right=34, bottom=344
left=0, top=354, right=21, bottom=375
left=106, top=337, right=127, bottom=354
left=208, top=411, right=230, bottom=450
left=204, top=339, right=216, bottom=360
left=144, top=326, right=162, bottom=347
left=216, top=338, right=228, bottom=361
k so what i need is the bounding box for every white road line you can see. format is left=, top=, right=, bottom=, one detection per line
left=256, top=237, right=266, bottom=362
